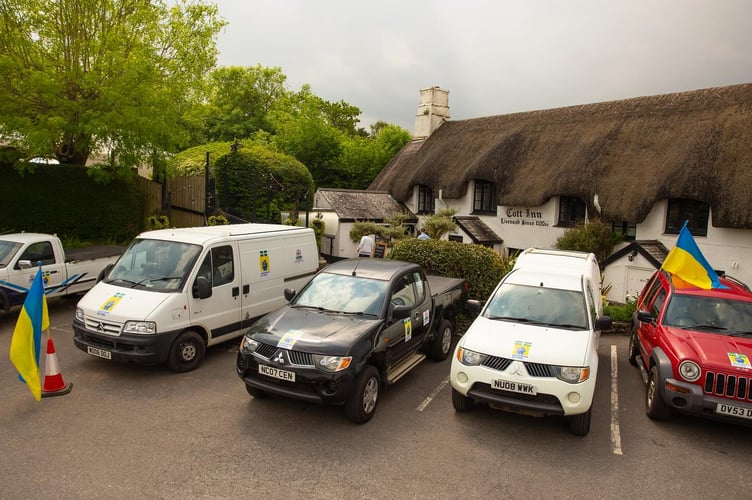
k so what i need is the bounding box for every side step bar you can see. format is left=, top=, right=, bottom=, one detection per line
left=386, top=352, right=426, bottom=384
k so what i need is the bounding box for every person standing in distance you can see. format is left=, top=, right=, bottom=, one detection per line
left=417, top=228, right=430, bottom=240
left=357, top=234, right=374, bottom=257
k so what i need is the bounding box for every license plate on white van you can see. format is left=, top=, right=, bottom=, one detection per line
left=87, top=346, right=112, bottom=360
left=259, top=364, right=295, bottom=382
left=716, top=403, right=752, bottom=420
left=492, top=379, right=536, bottom=395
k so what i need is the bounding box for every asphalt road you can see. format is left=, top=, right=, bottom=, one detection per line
left=1, top=297, right=749, bottom=499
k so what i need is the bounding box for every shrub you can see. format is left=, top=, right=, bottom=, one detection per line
left=388, top=239, right=512, bottom=300
left=604, top=300, right=636, bottom=322
left=554, top=218, right=620, bottom=262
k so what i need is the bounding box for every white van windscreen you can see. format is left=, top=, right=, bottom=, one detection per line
left=105, top=239, right=201, bottom=292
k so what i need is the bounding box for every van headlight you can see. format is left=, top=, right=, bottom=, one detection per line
left=75, top=307, right=84, bottom=322
left=123, top=321, right=156, bottom=335
left=679, top=360, right=701, bottom=382
left=239, top=335, right=259, bottom=354
left=313, top=355, right=352, bottom=372
left=456, top=347, right=488, bottom=366
left=553, top=366, right=590, bottom=383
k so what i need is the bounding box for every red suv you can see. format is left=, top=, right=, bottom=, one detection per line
left=630, top=270, right=752, bottom=424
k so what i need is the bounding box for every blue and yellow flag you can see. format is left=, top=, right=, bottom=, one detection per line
left=9, top=267, right=49, bottom=401
left=661, top=221, right=725, bottom=290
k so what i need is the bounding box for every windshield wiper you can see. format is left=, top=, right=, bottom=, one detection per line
left=291, top=304, right=341, bottom=313
left=726, top=331, right=752, bottom=337
left=682, top=324, right=728, bottom=331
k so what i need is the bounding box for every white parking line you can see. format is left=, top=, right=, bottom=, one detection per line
left=417, top=376, right=450, bottom=412
left=611, top=344, right=623, bottom=455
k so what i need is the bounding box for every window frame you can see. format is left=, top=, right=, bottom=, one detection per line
left=665, top=199, right=709, bottom=236
left=557, top=196, right=586, bottom=227
left=472, top=180, right=496, bottom=214
left=417, top=185, right=435, bottom=215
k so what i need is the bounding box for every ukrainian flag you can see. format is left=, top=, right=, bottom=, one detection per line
left=9, top=268, right=49, bottom=401
left=661, top=221, right=725, bottom=290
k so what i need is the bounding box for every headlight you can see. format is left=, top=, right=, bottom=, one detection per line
left=239, top=335, right=259, bottom=354
left=456, top=347, right=487, bottom=366
left=313, top=355, right=352, bottom=372
left=75, top=307, right=84, bottom=322
left=122, top=321, right=156, bottom=335
left=553, top=366, right=590, bottom=384
left=679, top=360, right=701, bottom=382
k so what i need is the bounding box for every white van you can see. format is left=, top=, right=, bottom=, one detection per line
left=73, top=224, right=319, bottom=372
left=450, top=248, right=612, bottom=435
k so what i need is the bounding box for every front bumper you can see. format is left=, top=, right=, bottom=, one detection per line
left=450, top=360, right=595, bottom=416
left=660, top=377, right=752, bottom=425
left=72, top=320, right=179, bottom=365
left=236, top=351, right=358, bottom=405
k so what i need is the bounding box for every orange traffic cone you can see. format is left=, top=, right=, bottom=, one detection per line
left=41, top=337, right=73, bottom=398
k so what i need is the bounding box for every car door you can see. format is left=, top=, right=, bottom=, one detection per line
left=186, top=243, right=243, bottom=342
left=10, top=240, right=65, bottom=297
left=383, top=271, right=431, bottom=366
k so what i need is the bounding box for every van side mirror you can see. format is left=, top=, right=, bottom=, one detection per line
left=193, top=276, right=212, bottom=299
left=98, top=263, right=114, bottom=282
left=284, top=288, right=297, bottom=302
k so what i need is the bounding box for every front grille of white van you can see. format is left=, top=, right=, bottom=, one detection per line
left=482, top=355, right=555, bottom=377
left=83, top=315, right=123, bottom=336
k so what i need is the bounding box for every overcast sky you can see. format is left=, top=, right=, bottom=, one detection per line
left=212, top=0, right=752, bottom=132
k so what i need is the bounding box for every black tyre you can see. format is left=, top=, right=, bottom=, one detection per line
left=628, top=328, right=640, bottom=367
left=451, top=388, right=474, bottom=412
left=567, top=407, right=592, bottom=436
left=646, top=364, right=672, bottom=420
left=345, top=365, right=380, bottom=424
left=167, top=330, right=205, bottom=372
left=245, top=383, right=268, bottom=398
left=429, top=319, right=454, bottom=361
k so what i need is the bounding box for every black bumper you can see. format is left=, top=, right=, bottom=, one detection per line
left=236, top=352, right=358, bottom=405
left=72, top=320, right=180, bottom=365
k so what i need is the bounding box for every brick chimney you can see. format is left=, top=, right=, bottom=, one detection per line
left=413, top=86, right=450, bottom=139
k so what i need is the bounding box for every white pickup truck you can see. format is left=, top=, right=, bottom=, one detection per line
left=0, top=232, right=123, bottom=312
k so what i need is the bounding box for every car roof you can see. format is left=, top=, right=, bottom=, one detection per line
left=503, top=268, right=583, bottom=291
left=322, top=258, right=418, bottom=281
left=661, top=270, right=752, bottom=301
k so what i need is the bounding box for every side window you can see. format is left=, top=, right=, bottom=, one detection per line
left=18, top=241, right=55, bottom=268
left=473, top=180, right=496, bottom=214
left=586, top=281, right=599, bottom=327
left=211, top=245, right=234, bottom=286
left=417, top=185, right=435, bottom=214
left=412, top=271, right=426, bottom=303
left=650, top=288, right=667, bottom=319
left=557, top=196, right=586, bottom=227
left=391, top=275, right=417, bottom=308
left=638, top=275, right=661, bottom=310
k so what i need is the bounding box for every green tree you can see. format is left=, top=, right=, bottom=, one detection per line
left=0, top=0, right=225, bottom=167
left=422, top=208, right=457, bottom=239
left=201, top=65, right=287, bottom=142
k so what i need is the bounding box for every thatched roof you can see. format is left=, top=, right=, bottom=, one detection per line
left=370, top=83, right=752, bottom=228
left=314, top=188, right=417, bottom=223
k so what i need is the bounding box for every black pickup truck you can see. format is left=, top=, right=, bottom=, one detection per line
left=236, top=258, right=467, bottom=423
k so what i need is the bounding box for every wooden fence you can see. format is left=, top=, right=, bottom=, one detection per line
left=136, top=175, right=206, bottom=228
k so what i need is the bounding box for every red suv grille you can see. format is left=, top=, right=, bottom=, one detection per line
left=704, top=371, right=751, bottom=400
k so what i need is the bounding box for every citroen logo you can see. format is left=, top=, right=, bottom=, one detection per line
left=97, top=322, right=105, bottom=333
left=272, top=351, right=285, bottom=364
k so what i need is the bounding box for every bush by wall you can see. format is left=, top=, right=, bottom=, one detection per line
left=0, top=162, right=143, bottom=243
left=388, top=238, right=512, bottom=300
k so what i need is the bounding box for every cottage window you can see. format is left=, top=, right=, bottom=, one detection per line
left=417, top=185, right=434, bottom=214
left=448, top=235, right=463, bottom=243
left=557, top=196, right=586, bottom=227
left=665, top=199, right=709, bottom=236
left=473, top=180, right=496, bottom=214
left=612, top=222, right=637, bottom=241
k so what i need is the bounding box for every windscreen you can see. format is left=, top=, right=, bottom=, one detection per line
left=483, top=282, right=588, bottom=330
left=105, top=238, right=201, bottom=292
left=293, top=272, right=388, bottom=316
left=0, top=240, right=22, bottom=268
left=664, top=295, right=752, bottom=335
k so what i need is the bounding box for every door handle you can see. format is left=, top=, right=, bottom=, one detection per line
left=49, top=270, right=58, bottom=274
left=232, top=286, right=239, bottom=297
left=243, top=284, right=249, bottom=294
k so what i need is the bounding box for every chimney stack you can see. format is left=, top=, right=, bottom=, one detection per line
left=413, top=86, right=449, bottom=139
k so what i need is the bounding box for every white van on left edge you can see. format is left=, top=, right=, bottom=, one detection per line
left=73, top=224, right=319, bottom=372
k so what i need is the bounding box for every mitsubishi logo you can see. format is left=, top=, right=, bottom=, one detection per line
left=272, top=351, right=285, bottom=364
left=508, top=362, right=525, bottom=377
